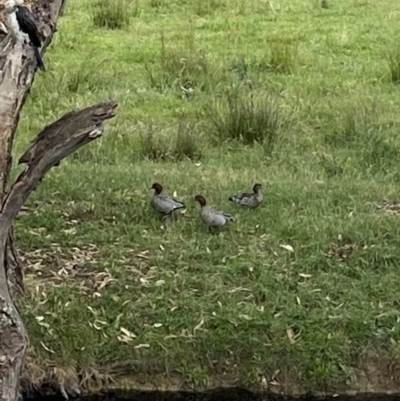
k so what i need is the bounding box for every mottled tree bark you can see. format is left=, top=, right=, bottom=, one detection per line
left=0, top=1, right=118, bottom=400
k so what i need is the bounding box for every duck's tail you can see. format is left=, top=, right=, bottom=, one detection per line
left=172, top=201, right=186, bottom=212
left=223, top=213, right=234, bottom=222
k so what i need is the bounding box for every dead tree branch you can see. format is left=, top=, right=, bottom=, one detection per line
left=0, top=101, right=118, bottom=400
left=3, top=101, right=118, bottom=232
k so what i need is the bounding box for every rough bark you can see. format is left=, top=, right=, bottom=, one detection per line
left=0, top=101, right=118, bottom=400
left=0, top=1, right=118, bottom=400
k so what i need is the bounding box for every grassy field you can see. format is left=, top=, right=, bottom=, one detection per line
left=12, top=0, right=400, bottom=395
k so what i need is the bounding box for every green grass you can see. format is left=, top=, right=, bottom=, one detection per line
left=13, top=0, right=400, bottom=395
left=91, top=0, right=135, bottom=30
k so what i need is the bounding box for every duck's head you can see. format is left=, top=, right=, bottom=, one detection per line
left=151, top=182, right=163, bottom=195
left=253, top=183, right=262, bottom=193
left=194, top=195, right=206, bottom=206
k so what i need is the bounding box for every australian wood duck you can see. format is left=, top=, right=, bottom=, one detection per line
left=194, top=194, right=234, bottom=233
left=150, top=183, right=185, bottom=221
left=229, top=183, right=263, bottom=209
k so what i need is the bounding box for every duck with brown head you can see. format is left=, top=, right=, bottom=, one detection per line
left=195, top=194, right=234, bottom=233
left=229, top=183, right=263, bottom=209
left=150, top=182, right=186, bottom=222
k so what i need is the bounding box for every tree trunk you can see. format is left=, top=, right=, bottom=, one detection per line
left=0, top=1, right=66, bottom=399
left=0, top=1, right=118, bottom=400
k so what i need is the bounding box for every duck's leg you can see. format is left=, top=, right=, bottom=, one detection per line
left=161, top=214, right=170, bottom=228
left=209, top=226, right=219, bottom=235
left=171, top=211, right=179, bottom=222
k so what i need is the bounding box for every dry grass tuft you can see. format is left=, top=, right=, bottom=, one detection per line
left=208, top=88, right=282, bottom=150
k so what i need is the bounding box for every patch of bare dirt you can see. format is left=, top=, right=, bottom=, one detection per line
left=376, top=200, right=400, bottom=215
left=326, top=242, right=360, bottom=261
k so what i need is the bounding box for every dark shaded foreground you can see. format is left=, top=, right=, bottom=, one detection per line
left=22, top=389, right=400, bottom=401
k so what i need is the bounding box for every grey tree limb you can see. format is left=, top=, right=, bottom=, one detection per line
left=4, top=100, right=118, bottom=233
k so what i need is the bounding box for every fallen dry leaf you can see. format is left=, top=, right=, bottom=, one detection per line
left=134, top=343, right=150, bottom=349
left=40, top=342, right=55, bottom=354
left=280, top=244, right=294, bottom=252
left=286, top=328, right=296, bottom=344
left=120, top=327, right=137, bottom=338
left=194, top=318, right=205, bottom=332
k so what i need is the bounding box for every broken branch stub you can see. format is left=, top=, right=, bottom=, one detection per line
left=1, top=100, right=118, bottom=235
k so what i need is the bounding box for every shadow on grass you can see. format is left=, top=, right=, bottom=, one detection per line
left=23, top=389, right=400, bottom=401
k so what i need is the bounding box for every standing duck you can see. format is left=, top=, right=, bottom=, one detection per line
left=150, top=183, right=185, bottom=221
left=194, top=195, right=234, bottom=233
left=228, top=183, right=263, bottom=209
